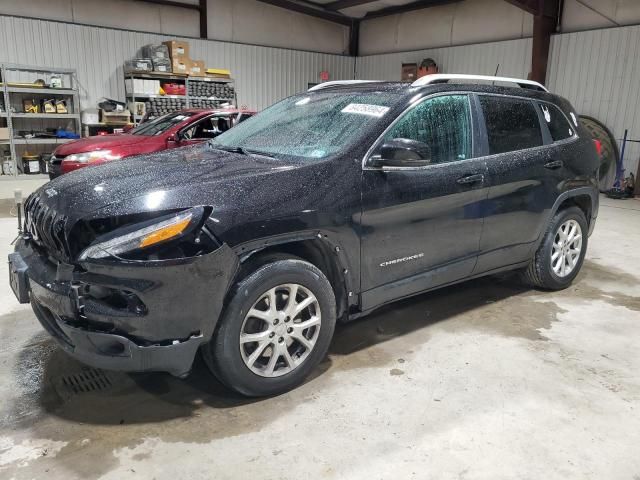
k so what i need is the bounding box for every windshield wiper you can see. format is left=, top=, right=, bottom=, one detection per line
left=209, top=142, right=276, bottom=159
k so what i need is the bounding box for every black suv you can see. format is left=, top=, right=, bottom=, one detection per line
left=9, top=75, right=599, bottom=396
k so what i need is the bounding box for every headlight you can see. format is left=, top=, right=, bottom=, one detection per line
left=66, top=150, right=121, bottom=164
left=79, top=209, right=198, bottom=261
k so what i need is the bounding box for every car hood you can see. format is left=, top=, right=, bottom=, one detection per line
left=33, top=143, right=310, bottom=221
left=54, top=134, right=151, bottom=156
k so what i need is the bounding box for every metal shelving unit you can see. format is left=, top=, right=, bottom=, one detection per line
left=125, top=72, right=237, bottom=124
left=1, top=63, right=81, bottom=176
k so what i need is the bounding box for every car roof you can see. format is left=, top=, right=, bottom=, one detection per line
left=308, top=79, right=562, bottom=105
left=181, top=108, right=256, bottom=115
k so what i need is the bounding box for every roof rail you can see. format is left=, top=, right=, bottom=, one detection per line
left=308, top=80, right=380, bottom=91
left=411, top=74, right=548, bottom=92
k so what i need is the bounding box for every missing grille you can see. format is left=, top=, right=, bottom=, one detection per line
left=59, top=368, right=113, bottom=395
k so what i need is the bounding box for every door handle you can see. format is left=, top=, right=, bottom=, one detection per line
left=544, top=160, right=564, bottom=169
left=456, top=174, right=484, bottom=185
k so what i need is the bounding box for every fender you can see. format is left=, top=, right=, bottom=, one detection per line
left=534, top=186, right=599, bottom=250
left=232, top=229, right=358, bottom=309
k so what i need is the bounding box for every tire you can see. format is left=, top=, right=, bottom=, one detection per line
left=202, top=256, right=336, bottom=397
left=522, top=206, right=588, bottom=290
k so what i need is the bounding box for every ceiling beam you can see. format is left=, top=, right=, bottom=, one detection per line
left=324, top=0, right=378, bottom=11
left=363, top=0, right=462, bottom=19
left=199, top=0, right=207, bottom=39
left=503, top=0, right=539, bottom=15
left=136, top=0, right=200, bottom=10
left=255, top=0, right=354, bottom=25
left=530, top=0, right=561, bottom=84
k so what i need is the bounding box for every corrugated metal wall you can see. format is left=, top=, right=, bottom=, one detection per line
left=356, top=38, right=533, bottom=81
left=547, top=24, right=640, bottom=177
left=0, top=15, right=355, bottom=112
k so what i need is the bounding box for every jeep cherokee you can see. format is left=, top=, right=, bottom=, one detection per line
left=9, top=74, right=599, bottom=396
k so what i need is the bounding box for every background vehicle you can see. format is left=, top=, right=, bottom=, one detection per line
left=48, top=108, right=255, bottom=178
left=10, top=75, right=599, bottom=397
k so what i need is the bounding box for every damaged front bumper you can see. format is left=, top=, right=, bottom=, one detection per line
left=9, top=237, right=239, bottom=377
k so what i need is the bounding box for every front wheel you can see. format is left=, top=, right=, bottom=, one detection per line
left=202, top=257, right=336, bottom=397
left=522, top=206, right=588, bottom=290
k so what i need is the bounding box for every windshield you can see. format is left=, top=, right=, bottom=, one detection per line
left=211, top=91, right=402, bottom=160
left=132, top=112, right=198, bottom=136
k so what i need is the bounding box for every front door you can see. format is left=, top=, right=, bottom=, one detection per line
left=360, top=94, right=488, bottom=310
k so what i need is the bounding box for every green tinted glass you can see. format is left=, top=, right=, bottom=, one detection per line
left=384, top=95, right=472, bottom=164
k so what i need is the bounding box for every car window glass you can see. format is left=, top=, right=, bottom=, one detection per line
left=182, top=116, right=229, bottom=140
left=538, top=103, right=574, bottom=142
left=381, top=95, right=472, bottom=164
left=480, top=96, right=543, bottom=154
left=132, top=112, right=197, bottom=136
left=211, top=92, right=402, bottom=160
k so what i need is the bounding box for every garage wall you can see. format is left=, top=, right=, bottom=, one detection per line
left=356, top=37, right=532, bottom=81
left=206, top=0, right=349, bottom=55
left=0, top=0, right=350, bottom=54
left=0, top=15, right=355, bottom=112
left=547, top=23, right=640, bottom=177
left=562, top=0, right=640, bottom=33
left=358, top=0, right=533, bottom=56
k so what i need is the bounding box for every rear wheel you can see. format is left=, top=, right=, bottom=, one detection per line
left=522, top=206, right=588, bottom=290
left=202, top=257, right=336, bottom=396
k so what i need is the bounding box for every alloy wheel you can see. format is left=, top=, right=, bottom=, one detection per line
left=239, top=283, right=321, bottom=377
left=551, top=219, right=583, bottom=278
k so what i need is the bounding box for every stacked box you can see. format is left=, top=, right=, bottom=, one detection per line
left=142, top=44, right=170, bottom=60
left=189, top=60, right=205, bottom=77
left=124, top=59, right=153, bottom=73
left=125, top=79, right=160, bottom=95
left=163, top=40, right=189, bottom=60
left=141, top=44, right=172, bottom=73
left=171, top=58, right=190, bottom=75
left=152, top=58, right=172, bottom=73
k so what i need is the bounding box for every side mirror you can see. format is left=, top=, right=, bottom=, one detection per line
left=166, top=134, right=179, bottom=145
left=370, top=138, right=432, bottom=168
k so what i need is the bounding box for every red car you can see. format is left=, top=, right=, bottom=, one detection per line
left=49, top=108, right=255, bottom=178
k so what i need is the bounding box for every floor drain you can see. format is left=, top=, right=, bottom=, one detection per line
left=60, top=368, right=113, bottom=395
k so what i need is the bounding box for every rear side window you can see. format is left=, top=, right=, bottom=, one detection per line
left=538, top=103, right=574, bottom=142
left=479, top=96, right=543, bottom=154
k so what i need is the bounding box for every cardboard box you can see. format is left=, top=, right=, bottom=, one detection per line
left=125, top=79, right=146, bottom=95
left=102, top=109, right=131, bottom=125
left=172, top=58, right=190, bottom=75
left=144, top=80, right=160, bottom=95
left=163, top=40, right=189, bottom=59
left=0, top=127, right=9, bottom=141
left=189, top=60, right=205, bottom=77
left=401, top=63, right=418, bottom=82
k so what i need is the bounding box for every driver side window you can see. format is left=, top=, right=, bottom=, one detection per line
left=382, top=94, right=472, bottom=165
left=182, top=116, right=229, bottom=140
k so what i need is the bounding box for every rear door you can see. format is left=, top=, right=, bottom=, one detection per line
left=359, top=94, right=488, bottom=309
left=475, top=94, right=573, bottom=273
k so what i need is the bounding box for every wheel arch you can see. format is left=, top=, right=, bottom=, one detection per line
left=233, top=232, right=355, bottom=321
left=535, top=186, right=598, bottom=250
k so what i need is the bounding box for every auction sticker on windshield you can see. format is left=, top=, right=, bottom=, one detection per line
left=341, top=103, right=390, bottom=117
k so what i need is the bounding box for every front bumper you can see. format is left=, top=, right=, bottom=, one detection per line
left=10, top=238, right=239, bottom=376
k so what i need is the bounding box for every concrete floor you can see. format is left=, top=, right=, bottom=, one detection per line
left=1, top=196, right=639, bottom=480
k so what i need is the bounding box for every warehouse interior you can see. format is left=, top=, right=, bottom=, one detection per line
left=0, top=0, right=639, bottom=478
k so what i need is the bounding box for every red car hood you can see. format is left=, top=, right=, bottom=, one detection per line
left=54, top=134, right=152, bottom=157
